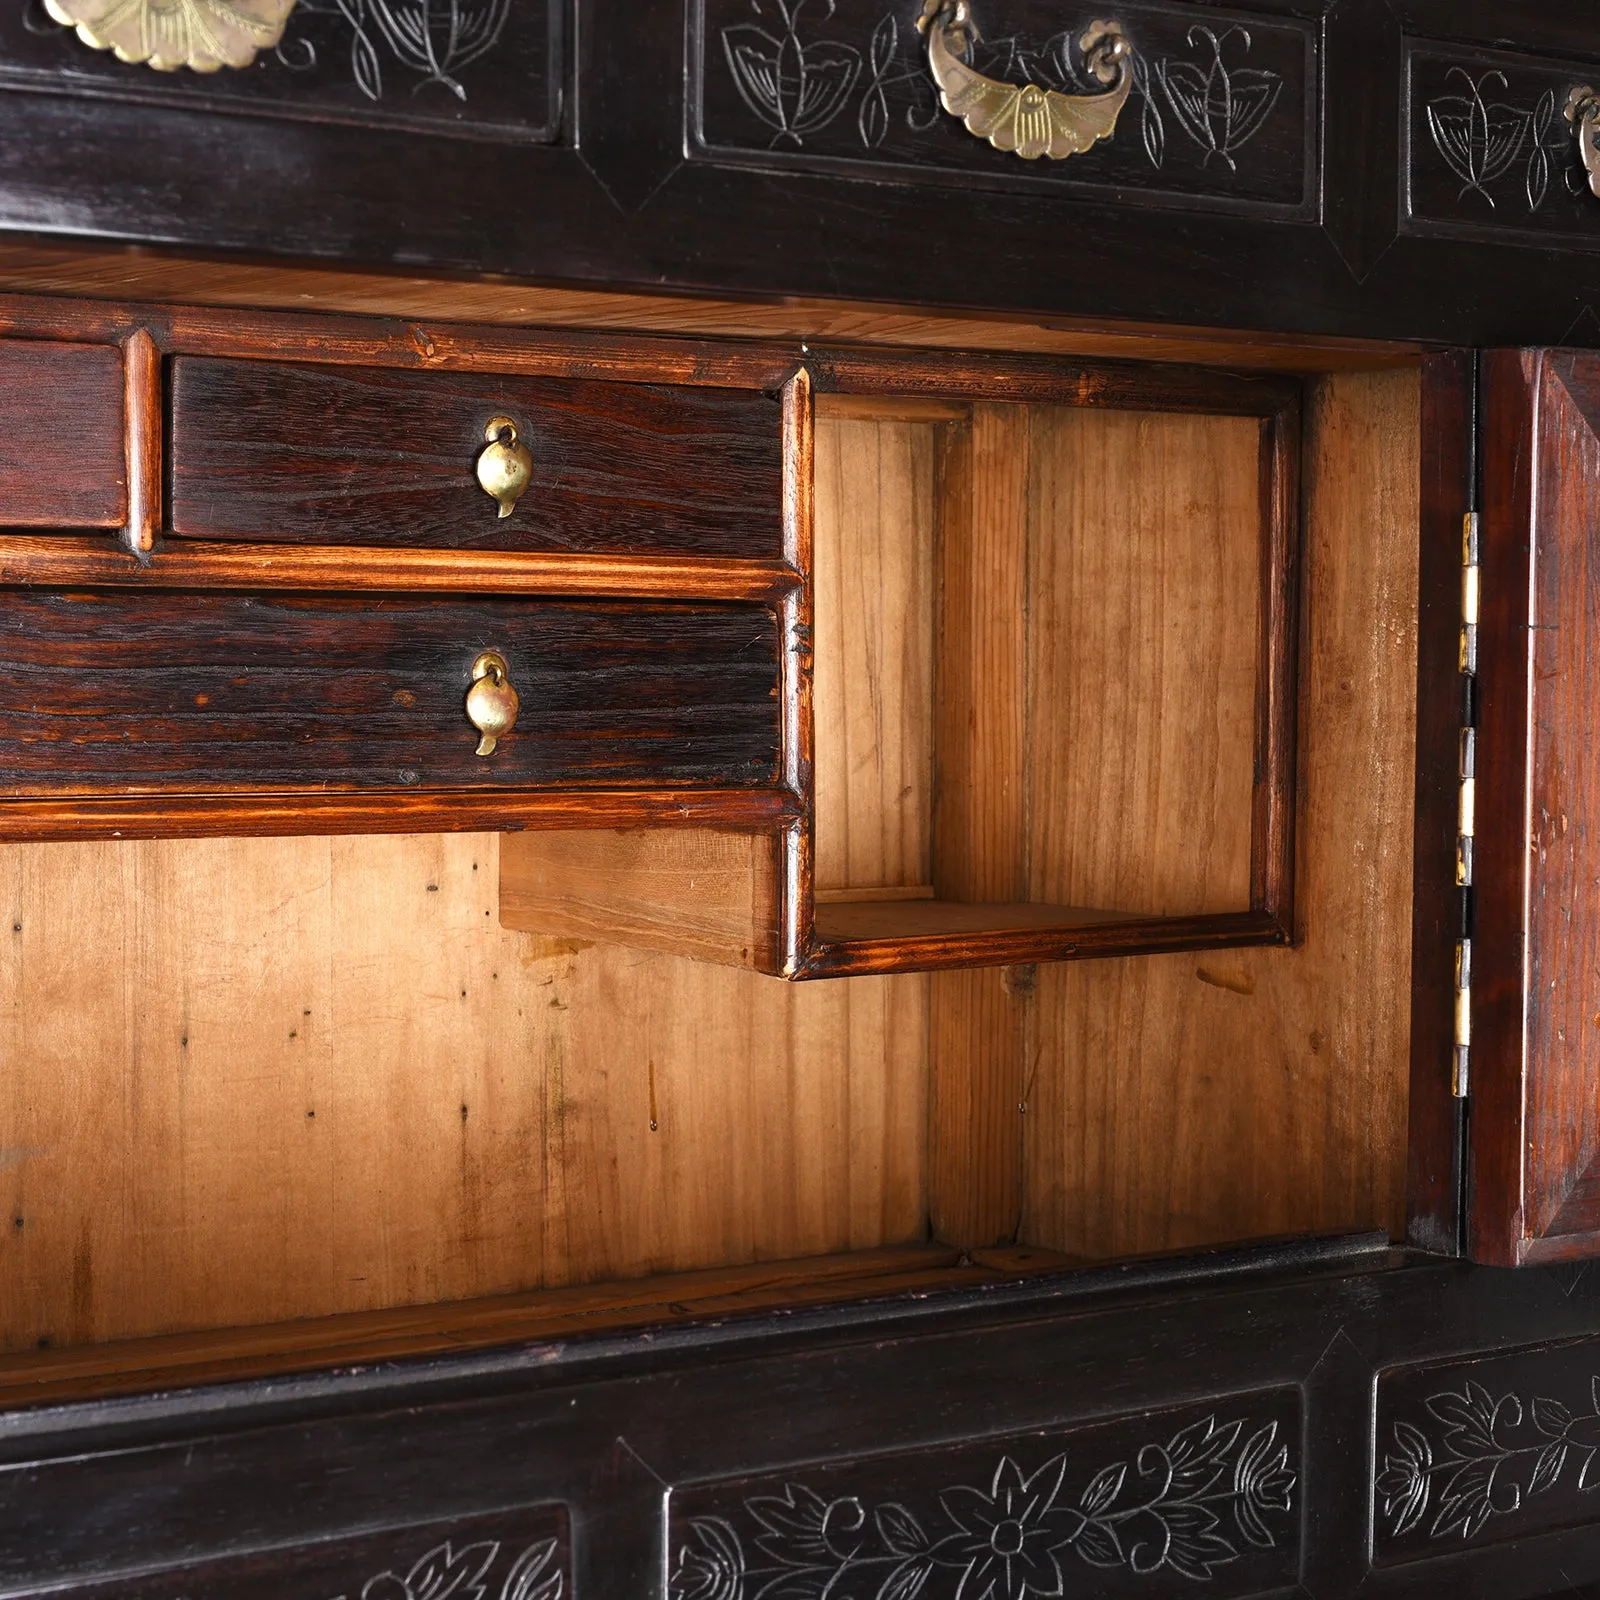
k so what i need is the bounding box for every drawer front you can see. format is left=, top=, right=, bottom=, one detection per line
left=168, top=358, right=783, bottom=556
left=0, top=592, right=779, bottom=794
left=0, top=339, right=125, bottom=528
left=12, top=1506, right=570, bottom=1600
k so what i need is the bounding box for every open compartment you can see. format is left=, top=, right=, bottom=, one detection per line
left=0, top=362, right=1422, bottom=1406
left=801, top=360, right=1300, bottom=976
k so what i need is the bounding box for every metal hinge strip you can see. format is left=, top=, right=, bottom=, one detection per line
left=1454, top=511, right=1479, bottom=1100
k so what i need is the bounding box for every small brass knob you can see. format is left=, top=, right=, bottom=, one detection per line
left=476, top=416, right=532, bottom=518
left=466, top=650, right=520, bottom=757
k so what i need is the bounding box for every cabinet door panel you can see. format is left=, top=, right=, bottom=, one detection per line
left=1473, top=349, right=1600, bottom=1263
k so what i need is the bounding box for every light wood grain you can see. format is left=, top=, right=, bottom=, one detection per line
left=1021, top=370, right=1420, bottom=1258
left=925, top=405, right=1034, bottom=1247
left=1025, top=408, right=1260, bottom=915
left=500, top=828, right=781, bottom=970
left=0, top=833, right=926, bottom=1352
left=812, top=416, right=937, bottom=893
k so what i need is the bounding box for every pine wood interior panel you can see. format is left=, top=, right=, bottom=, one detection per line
left=811, top=414, right=937, bottom=895
left=1022, top=369, right=1420, bottom=1258
left=0, top=833, right=925, bottom=1352
left=1025, top=408, right=1259, bottom=915
left=812, top=401, right=1263, bottom=928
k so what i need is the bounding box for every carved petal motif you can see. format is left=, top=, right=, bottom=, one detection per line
left=44, top=0, right=298, bottom=71
left=924, top=17, right=1130, bottom=160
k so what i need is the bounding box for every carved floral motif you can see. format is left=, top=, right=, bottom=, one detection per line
left=1379, top=1375, right=1600, bottom=1543
left=670, top=1414, right=1295, bottom=1598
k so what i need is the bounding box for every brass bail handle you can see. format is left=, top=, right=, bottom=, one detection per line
left=466, top=650, right=520, bottom=757
left=477, top=415, right=533, bottom=518
left=916, top=2, right=1132, bottom=162
left=1568, top=87, right=1600, bottom=198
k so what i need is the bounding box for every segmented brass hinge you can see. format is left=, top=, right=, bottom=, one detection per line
left=1455, top=511, right=1479, bottom=1099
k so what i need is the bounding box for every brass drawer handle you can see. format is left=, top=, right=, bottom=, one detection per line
left=466, top=650, right=520, bottom=756
left=916, top=2, right=1131, bottom=162
left=476, top=415, right=532, bottom=519
left=1568, top=87, right=1600, bottom=198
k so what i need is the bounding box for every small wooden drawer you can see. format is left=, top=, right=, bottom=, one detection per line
left=167, top=357, right=784, bottom=556
left=0, top=591, right=779, bottom=797
left=0, top=339, right=125, bottom=529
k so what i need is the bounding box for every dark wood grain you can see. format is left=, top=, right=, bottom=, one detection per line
left=0, top=786, right=795, bottom=843
left=1407, top=351, right=1473, bottom=1257
left=0, top=338, right=124, bottom=528
left=0, top=591, right=779, bottom=794
left=169, top=357, right=783, bottom=555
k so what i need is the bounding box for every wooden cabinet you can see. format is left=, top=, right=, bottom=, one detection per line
left=11, top=3, right=1600, bottom=1592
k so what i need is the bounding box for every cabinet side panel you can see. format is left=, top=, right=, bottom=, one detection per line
left=1512, top=354, right=1600, bottom=1252
left=0, top=834, right=927, bottom=1349
left=1022, top=370, right=1419, bottom=1258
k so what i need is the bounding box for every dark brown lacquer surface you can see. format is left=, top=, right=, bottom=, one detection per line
left=0, top=591, right=780, bottom=794
left=168, top=357, right=783, bottom=555
left=8, top=1506, right=571, bottom=1600
left=0, top=338, right=124, bottom=528
left=1474, top=349, right=1600, bottom=1265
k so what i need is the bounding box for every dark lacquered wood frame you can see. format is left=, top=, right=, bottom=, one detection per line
left=780, top=352, right=1304, bottom=979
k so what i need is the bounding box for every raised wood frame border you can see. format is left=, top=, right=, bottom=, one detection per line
left=781, top=351, right=1304, bottom=979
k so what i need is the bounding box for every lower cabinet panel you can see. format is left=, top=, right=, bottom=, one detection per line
left=0, top=592, right=780, bottom=794
left=12, top=1250, right=1600, bottom=1598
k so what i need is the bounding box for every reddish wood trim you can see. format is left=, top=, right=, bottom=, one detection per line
left=809, top=345, right=1303, bottom=418
left=0, top=788, right=795, bottom=843
left=800, top=910, right=1289, bottom=979
left=120, top=328, right=161, bottom=556
left=0, top=538, right=799, bottom=602
left=0, top=291, right=801, bottom=390
left=1469, top=349, right=1539, bottom=1267
left=1408, top=351, right=1474, bottom=1257
left=779, top=367, right=816, bottom=976
left=1252, top=392, right=1302, bottom=939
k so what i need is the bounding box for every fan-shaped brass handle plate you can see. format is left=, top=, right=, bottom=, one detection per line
left=44, top=0, right=298, bottom=71
left=916, top=2, right=1131, bottom=161
left=1568, top=87, right=1600, bottom=198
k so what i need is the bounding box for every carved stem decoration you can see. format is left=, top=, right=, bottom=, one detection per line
left=1567, top=86, right=1600, bottom=199
left=915, top=1, right=1131, bottom=160
left=44, top=0, right=299, bottom=70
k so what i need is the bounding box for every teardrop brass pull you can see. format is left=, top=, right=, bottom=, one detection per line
left=917, top=3, right=1131, bottom=161
left=476, top=416, right=533, bottom=519
left=466, top=650, right=520, bottom=757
